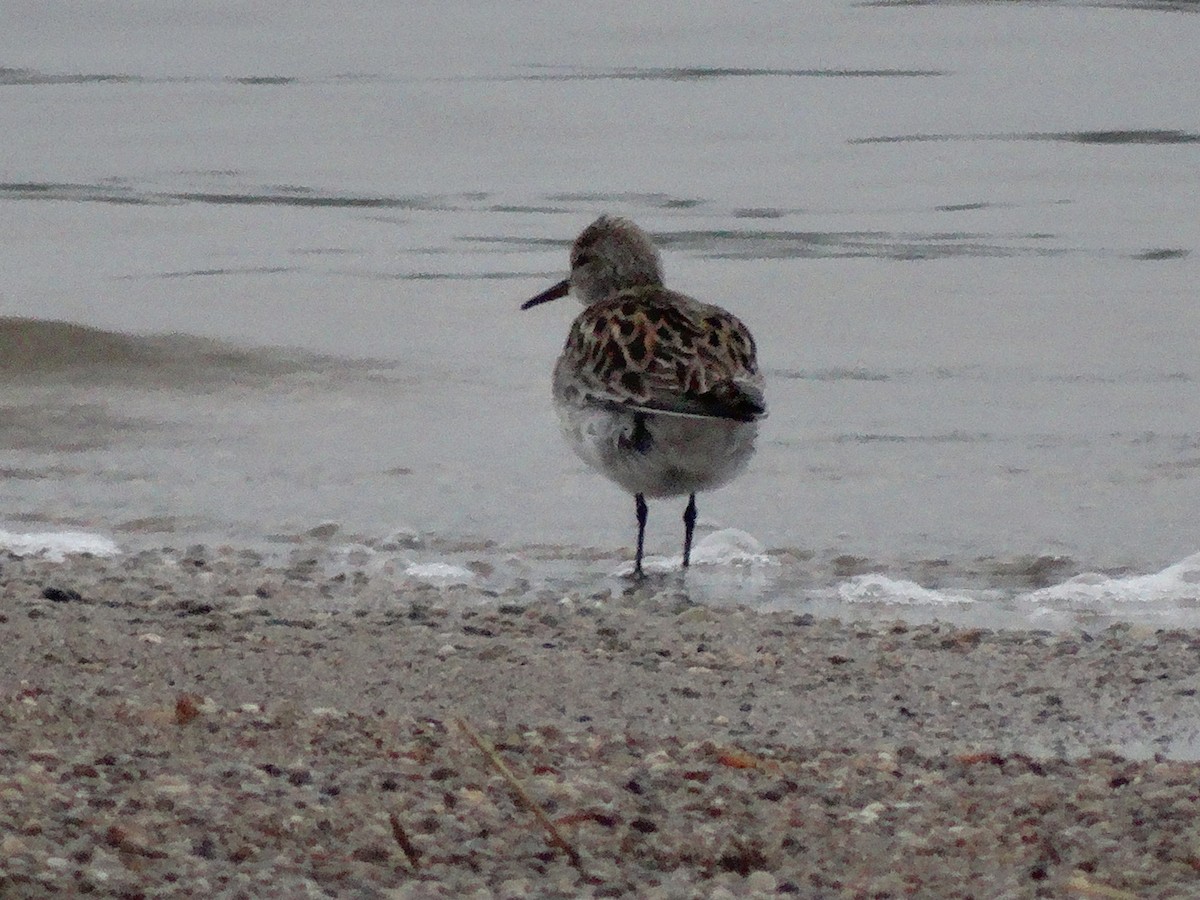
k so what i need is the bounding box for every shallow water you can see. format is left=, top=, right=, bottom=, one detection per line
left=3, top=0, right=1200, bottom=626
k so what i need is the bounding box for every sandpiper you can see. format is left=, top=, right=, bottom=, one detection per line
left=522, top=215, right=766, bottom=575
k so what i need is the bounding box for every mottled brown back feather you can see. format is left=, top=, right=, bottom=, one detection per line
left=558, top=286, right=766, bottom=422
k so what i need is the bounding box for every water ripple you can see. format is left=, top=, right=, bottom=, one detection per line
left=0, top=67, right=300, bottom=86
left=513, top=65, right=946, bottom=81
left=852, top=129, right=1200, bottom=145
left=0, top=181, right=491, bottom=210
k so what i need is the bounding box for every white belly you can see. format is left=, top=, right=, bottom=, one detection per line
left=554, top=400, right=759, bottom=498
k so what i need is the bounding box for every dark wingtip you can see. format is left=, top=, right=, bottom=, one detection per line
left=636, top=381, right=766, bottom=422
left=695, top=381, right=767, bottom=422
left=521, top=278, right=570, bottom=310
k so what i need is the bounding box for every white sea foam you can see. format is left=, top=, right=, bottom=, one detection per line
left=613, top=529, right=774, bottom=576
left=405, top=562, right=474, bottom=584
left=689, top=529, right=774, bottom=566
left=839, top=575, right=974, bottom=606
left=0, top=530, right=120, bottom=561
left=1023, top=552, right=1200, bottom=609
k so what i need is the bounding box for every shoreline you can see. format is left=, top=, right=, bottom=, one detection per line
left=3, top=547, right=1199, bottom=897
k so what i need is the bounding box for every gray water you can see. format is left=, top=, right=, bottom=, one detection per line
left=3, top=0, right=1200, bottom=625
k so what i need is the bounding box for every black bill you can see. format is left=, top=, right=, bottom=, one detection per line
left=520, top=278, right=570, bottom=310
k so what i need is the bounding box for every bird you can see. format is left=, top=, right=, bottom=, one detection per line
left=521, top=214, right=766, bottom=575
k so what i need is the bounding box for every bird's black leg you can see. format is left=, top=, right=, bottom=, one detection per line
left=682, top=493, right=697, bottom=568
left=634, top=492, right=648, bottom=576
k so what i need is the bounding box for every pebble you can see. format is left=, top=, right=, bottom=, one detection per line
left=497, top=877, right=532, bottom=898
left=746, top=870, right=777, bottom=894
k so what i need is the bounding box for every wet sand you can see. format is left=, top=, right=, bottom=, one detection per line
left=3, top=547, right=1199, bottom=898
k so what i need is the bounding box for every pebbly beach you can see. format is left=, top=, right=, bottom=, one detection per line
left=3, top=546, right=1199, bottom=898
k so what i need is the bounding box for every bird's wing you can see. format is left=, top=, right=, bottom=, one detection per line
left=556, top=287, right=766, bottom=423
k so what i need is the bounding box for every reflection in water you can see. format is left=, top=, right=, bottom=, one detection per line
left=0, top=317, right=341, bottom=384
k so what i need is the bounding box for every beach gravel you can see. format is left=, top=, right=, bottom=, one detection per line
left=3, top=548, right=1200, bottom=898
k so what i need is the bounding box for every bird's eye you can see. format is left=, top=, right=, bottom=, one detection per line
left=573, top=252, right=593, bottom=268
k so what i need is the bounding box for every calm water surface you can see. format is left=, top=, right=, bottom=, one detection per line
left=3, top=0, right=1200, bottom=625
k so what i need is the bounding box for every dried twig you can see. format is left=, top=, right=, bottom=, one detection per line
left=1064, top=874, right=1138, bottom=900
left=388, top=812, right=422, bottom=871
left=455, top=716, right=585, bottom=872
